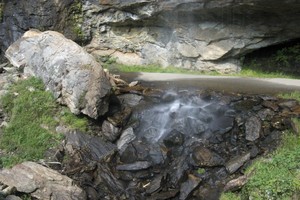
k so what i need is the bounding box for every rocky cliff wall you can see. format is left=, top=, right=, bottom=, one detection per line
left=1, top=0, right=300, bottom=73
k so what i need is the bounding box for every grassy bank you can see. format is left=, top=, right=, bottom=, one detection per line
left=221, top=91, right=300, bottom=200
left=0, top=77, right=88, bottom=167
left=102, top=43, right=300, bottom=79
left=104, top=63, right=297, bottom=79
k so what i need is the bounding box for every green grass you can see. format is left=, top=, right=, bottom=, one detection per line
left=104, top=62, right=297, bottom=79
left=60, top=107, right=88, bottom=132
left=0, top=77, right=89, bottom=167
left=278, top=91, right=300, bottom=102
left=221, top=89, right=300, bottom=199
left=0, top=78, right=61, bottom=167
left=241, top=128, right=300, bottom=199
left=238, top=68, right=295, bottom=79
left=220, top=192, right=241, bottom=200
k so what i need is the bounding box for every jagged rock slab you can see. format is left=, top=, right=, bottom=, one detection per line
left=5, top=30, right=111, bottom=119
left=226, top=153, right=250, bottom=174
left=65, top=131, right=117, bottom=162
left=0, top=162, right=86, bottom=200
left=102, top=120, right=121, bottom=142
left=117, top=127, right=136, bottom=153
left=116, top=161, right=152, bottom=171
left=179, top=174, right=202, bottom=200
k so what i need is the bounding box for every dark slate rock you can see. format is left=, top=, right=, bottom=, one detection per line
left=163, top=129, right=184, bottom=148
left=168, top=156, right=190, bottom=186
left=95, top=163, right=125, bottom=195
left=145, top=175, right=163, bottom=194
left=117, top=94, right=143, bottom=107
left=102, top=120, right=120, bottom=142
left=116, top=161, right=152, bottom=171
left=65, top=131, right=116, bottom=162
left=117, top=127, right=136, bottom=154
left=179, top=174, right=202, bottom=200
left=192, top=146, right=225, bottom=167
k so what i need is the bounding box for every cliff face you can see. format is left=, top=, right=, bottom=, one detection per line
left=1, top=0, right=300, bottom=73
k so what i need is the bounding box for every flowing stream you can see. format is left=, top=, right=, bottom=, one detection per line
left=133, top=90, right=235, bottom=143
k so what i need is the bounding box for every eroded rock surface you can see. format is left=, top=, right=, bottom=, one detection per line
left=5, top=30, right=111, bottom=119
left=0, top=162, right=86, bottom=200
left=1, top=1, right=300, bottom=72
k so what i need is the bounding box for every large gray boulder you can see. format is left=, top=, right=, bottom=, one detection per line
left=5, top=30, right=111, bottom=119
left=0, top=161, right=86, bottom=200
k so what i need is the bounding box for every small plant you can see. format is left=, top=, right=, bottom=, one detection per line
left=197, top=168, right=205, bottom=174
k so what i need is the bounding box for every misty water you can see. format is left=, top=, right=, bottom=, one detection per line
left=133, top=90, right=236, bottom=143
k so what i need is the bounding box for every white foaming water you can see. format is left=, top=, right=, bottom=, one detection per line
left=134, top=90, right=232, bottom=143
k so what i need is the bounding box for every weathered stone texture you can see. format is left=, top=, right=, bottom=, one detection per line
left=5, top=30, right=111, bottom=119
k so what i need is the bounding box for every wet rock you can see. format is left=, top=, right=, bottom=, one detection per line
left=262, top=100, right=279, bottom=111
left=224, top=175, right=248, bottom=192
left=147, top=189, right=179, bottom=200
left=95, top=163, right=125, bottom=195
left=245, top=116, right=261, bottom=141
left=0, top=162, right=86, bottom=200
left=65, top=131, right=116, bottom=162
left=117, top=94, right=143, bottom=107
left=102, top=120, right=120, bottom=142
left=117, top=161, right=152, bottom=171
left=179, top=174, right=202, bottom=200
left=108, top=107, right=132, bottom=127
left=192, top=146, right=225, bottom=167
left=163, top=129, right=184, bottom=148
left=120, top=140, right=165, bottom=165
left=226, top=153, right=250, bottom=174
left=186, top=117, right=207, bottom=135
left=145, top=175, right=163, bottom=194
left=117, top=127, right=136, bottom=154
left=168, top=156, right=190, bottom=186
left=5, top=30, right=111, bottom=119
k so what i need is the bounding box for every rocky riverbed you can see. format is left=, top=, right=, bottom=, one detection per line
left=0, top=60, right=299, bottom=199
left=0, top=30, right=299, bottom=200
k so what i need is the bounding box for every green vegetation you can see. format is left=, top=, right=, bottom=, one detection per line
left=102, top=43, right=300, bottom=79
left=197, top=168, right=205, bottom=174
left=0, top=77, right=88, bottom=167
left=242, top=43, right=300, bottom=78
left=242, top=128, right=300, bottom=199
left=60, top=107, right=88, bottom=132
left=220, top=192, right=241, bottom=200
left=279, top=91, right=300, bottom=102
left=69, top=0, right=84, bottom=42
left=221, top=118, right=300, bottom=200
